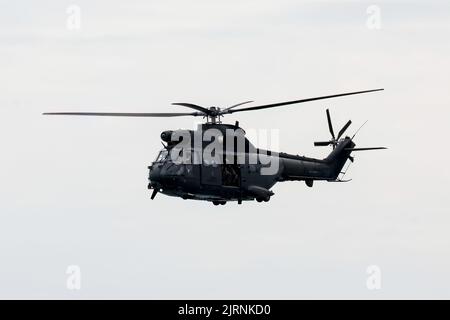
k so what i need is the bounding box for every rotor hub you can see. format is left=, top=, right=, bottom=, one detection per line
left=206, top=106, right=222, bottom=123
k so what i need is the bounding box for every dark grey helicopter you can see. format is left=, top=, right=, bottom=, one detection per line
left=44, top=89, right=386, bottom=205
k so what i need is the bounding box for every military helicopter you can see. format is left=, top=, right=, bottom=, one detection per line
left=44, top=88, right=386, bottom=205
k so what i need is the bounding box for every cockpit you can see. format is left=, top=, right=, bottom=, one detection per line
left=154, top=148, right=186, bottom=163
left=150, top=148, right=194, bottom=185
left=155, top=149, right=168, bottom=162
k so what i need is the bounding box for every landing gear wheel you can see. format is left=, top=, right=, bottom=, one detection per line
left=213, top=201, right=220, bottom=206
left=256, top=197, right=270, bottom=203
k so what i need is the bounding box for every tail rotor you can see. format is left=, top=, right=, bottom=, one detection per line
left=314, top=109, right=387, bottom=164
left=314, top=109, right=352, bottom=149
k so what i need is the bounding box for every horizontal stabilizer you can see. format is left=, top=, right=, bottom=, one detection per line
left=344, top=147, right=387, bottom=151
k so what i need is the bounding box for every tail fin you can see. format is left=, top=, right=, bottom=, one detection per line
left=314, top=109, right=387, bottom=181
left=324, top=137, right=355, bottom=180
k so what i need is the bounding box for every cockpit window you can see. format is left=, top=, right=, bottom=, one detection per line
left=155, top=149, right=168, bottom=162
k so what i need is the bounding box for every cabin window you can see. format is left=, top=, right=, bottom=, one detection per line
left=155, top=149, right=168, bottom=162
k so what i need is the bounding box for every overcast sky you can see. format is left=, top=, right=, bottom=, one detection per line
left=1, top=0, right=450, bottom=299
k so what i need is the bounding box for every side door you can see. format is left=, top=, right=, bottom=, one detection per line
left=240, top=163, right=261, bottom=188
left=201, top=158, right=222, bottom=186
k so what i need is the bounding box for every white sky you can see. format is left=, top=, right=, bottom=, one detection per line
left=1, top=0, right=450, bottom=299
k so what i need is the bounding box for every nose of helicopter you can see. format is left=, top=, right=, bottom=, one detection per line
left=149, top=163, right=183, bottom=190
left=148, top=165, right=162, bottom=188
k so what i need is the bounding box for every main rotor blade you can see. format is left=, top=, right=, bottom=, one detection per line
left=172, top=103, right=210, bottom=114
left=224, top=89, right=384, bottom=114
left=345, top=147, right=387, bottom=151
left=337, top=120, right=352, bottom=140
left=326, top=109, right=335, bottom=140
left=43, top=112, right=201, bottom=117
left=223, top=100, right=254, bottom=112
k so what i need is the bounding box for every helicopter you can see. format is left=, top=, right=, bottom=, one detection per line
left=44, top=88, right=386, bottom=205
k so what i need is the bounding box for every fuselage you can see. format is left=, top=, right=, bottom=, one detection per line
left=148, top=123, right=355, bottom=204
